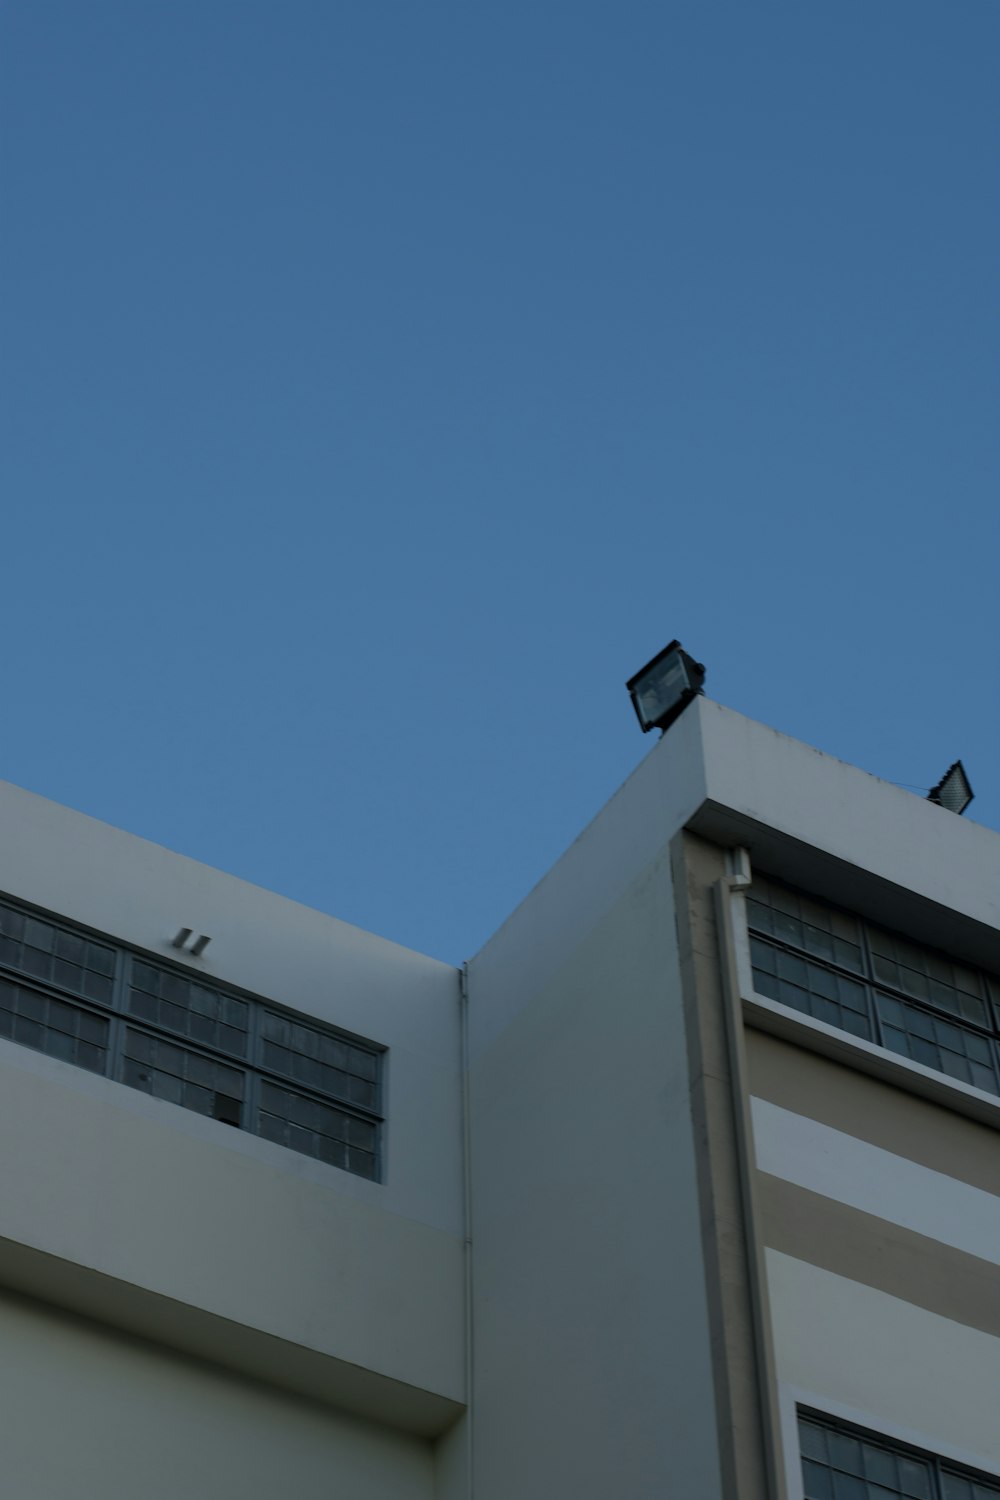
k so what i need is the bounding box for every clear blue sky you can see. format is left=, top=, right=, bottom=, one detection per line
left=2, top=2, right=998, bottom=963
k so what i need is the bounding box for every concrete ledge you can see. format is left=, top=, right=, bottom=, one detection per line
left=743, top=992, right=1000, bottom=1134
left=0, top=1040, right=466, bottom=1412
left=0, top=1236, right=464, bottom=1437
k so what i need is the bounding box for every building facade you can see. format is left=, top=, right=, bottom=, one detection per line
left=0, top=698, right=997, bottom=1498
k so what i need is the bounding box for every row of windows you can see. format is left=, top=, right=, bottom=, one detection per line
left=0, top=894, right=383, bottom=1181
left=747, top=875, right=1000, bottom=1098
left=800, top=1411, right=1000, bottom=1500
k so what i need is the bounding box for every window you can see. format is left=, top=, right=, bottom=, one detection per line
left=0, top=893, right=383, bottom=1181
left=747, top=875, right=1000, bottom=1097
left=799, top=1409, right=1000, bottom=1499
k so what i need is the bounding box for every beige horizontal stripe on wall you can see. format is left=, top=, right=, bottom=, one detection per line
left=759, top=1173, right=1000, bottom=1339
left=752, top=1097, right=1000, bottom=1267
left=746, top=1028, right=1000, bottom=1197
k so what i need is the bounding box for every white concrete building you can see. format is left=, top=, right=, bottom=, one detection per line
left=0, top=698, right=997, bottom=1499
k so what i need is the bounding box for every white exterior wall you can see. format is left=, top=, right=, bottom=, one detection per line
left=693, top=698, right=1000, bottom=943
left=748, top=1009, right=1000, bottom=1489
left=690, top=702, right=1000, bottom=1486
left=0, top=1290, right=434, bottom=1500
left=0, top=778, right=466, bottom=1437
left=770, top=1255, right=1000, bottom=1492
left=751, top=1101, right=1000, bottom=1263
left=754, top=1094, right=1000, bottom=1488
left=465, top=697, right=1000, bottom=1496
left=4, top=696, right=999, bottom=1494
left=465, top=709, right=725, bottom=1499
left=0, top=777, right=463, bottom=1236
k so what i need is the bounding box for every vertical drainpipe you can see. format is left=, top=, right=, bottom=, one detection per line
left=460, top=961, right=475, bottom=1499
left=713, top=850, right=788, bottom=1500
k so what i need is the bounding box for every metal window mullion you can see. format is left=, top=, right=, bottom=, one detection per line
left=105, top=945, right=132, bottom=1082
left=929, top=1454, right=951, bottom=1500
left=244, top=997, right=263, bottom=1135
left=252, top=1057, right=383, bottom=1179
left=857, top=922, right=885, bottom=1047
left=872, top=979, right=996, bottom=1041
left=990, top=975, right=1000, bottom=1037
left=374, top=1047, right=385, bottom=1181
left=863, top=923, right=999, bottom=1042
left=747, top=928, right=865, bottom=987
left=253, top=1063, right=383, bottom=1127
left=802, top=1411, right=1000, bottom=1499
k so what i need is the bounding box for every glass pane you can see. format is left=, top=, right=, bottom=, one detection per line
left=347, top=1147, right=376, bottom=1179
left=132, top=963, right=158, bottom=993
left=76, top=1041, right=106, bottom=1074
left=897, top=1458, right=932, bottom=1498
left=24, top=918, right=55, bottom=952
left=970, top=1060, right=999, bottom=1093
left=750, top=937, right=777, bottom=974
left=774, top=911, right=803, bottom=946
left=318, top=1137, right=347, bottom=1169
left=745, top=898, right=773, bottom=935
left=128, top=990, right=158, bottom=1022
left=803, top=1422, right=833, bottom=1458
left=0, top=905, right=25, bottom=940
left=863, top=1448, right=897, bottom=1486
left=258, top=1111, right=286, bottom=1145
left=349, top=1049, right=377, bottom=1083
left=829, top=1435, right=864, bottom=1475
left=777, top=950, right=809, bottom=986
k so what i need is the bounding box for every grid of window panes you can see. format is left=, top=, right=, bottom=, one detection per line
left=799, top=1410, right=1000, bottom=1500
left=0, top=892, right=383, bottom=1179
left=747, top=874, right=1000, bottom=1097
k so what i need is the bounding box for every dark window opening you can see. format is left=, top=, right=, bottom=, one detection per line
left=748, top=875, right=1000, bottom=1099
left=799, top=1408, right=1000, bottom=1500
left=0, top=893, right=384, bottom=1181
left=213, top=1093, right=242, bottom=1126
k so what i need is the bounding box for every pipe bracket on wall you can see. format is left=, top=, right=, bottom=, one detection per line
left=171, top=928, right=211, bottom=956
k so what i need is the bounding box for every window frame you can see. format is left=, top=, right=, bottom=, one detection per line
left=744, top=874, right=1000, bottom=1101
left=796, top=1405, right=1000, bottom=1500
left=0, top=888, right=385, bottom=1182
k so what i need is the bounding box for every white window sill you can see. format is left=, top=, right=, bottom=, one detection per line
left=742, top=989, right=1000, bottom=1133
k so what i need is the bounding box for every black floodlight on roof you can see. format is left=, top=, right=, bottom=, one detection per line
left=626, top=640, right=706, bottom=735
left=927, top=760, right=974, bottom=815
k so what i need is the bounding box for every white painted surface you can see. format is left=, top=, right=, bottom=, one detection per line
left=467, top=701, right=706, bottom=1058
left=4, top=691, right=1000, bottom=1490
left=0, top=776, right=464, bottom=1236
left=467, top=735, right=725, bottom=1499
left=0, top=1035, right=465, bottom=1411
left=695, top=699, right=1000, bottom=937
left=0, top=1291, right=434, bottom=1500
left=752, top=1097, right=1000, bottom=1265
left=0, top=775, right=467, bottom=1427
left=767, top=1250, right=1000, bottom=1472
